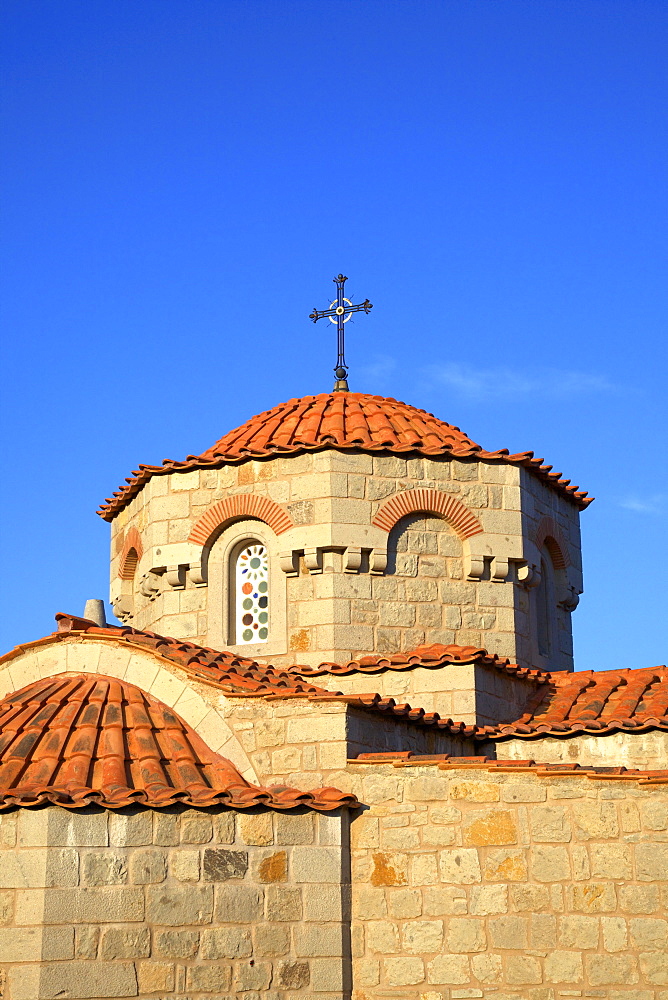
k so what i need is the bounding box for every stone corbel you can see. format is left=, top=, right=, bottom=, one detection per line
left=279, top=550, right=299, bottom=576
left=517, top=562, right=541, bottom=589
left=369, top=547, right=388, bottom=575
left=559, top=585, right=580, bottom=611
left=303, top=547, right=322, bottom=574
left=111, top=596, right=134, bottom=623
left=490, top=556, right=509, bottom=582
left=164, top=565, right=185, bottom=590
left=139, top=572, right=162, bottom=600
left=344, top=547, right=362, bottom=574
left=466, top=555, right=487, bottom=581
left=188, top=561, right=207, bottom=587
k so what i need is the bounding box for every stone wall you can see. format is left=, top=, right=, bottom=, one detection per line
left=224, top=697, right=475, bottom=794
left=342, top=513, right=515, bottom=659
left=306, top=663, right=537, bottom=728
left=350, top=761, right=668, bottom=999
left=108, top=449, right=574, bottom=670
left=493, top=731, right=668, bottom=771
left=0, top=804, right=348, bottom=1000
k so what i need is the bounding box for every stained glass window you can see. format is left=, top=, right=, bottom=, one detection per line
left=235, top=543, right=269, bottom=644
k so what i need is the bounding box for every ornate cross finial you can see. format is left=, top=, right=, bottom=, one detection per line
left=309, top=274, right=373, bottom=391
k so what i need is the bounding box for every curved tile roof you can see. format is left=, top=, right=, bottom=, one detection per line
left=0, top=672, right=357, bottom=812
left=350, top=753, right=668, bottom=784
left=5, top=617, right=666, bottom=742
left=98, top=392, right=592, bottom=520
left=484, top=666, right=668, bottom=740
left=290, top=642, right=549, bottom=683
left=0, top=617, right=482, bottom=739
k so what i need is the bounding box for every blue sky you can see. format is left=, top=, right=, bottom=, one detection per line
left=1, top=0, right=666, bottom=669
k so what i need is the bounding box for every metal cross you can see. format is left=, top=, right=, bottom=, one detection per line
left=309, top=274, right=373, bottom=391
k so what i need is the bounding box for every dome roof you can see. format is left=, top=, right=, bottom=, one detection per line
left=98, top=392, right=591, bottom=520
left=198, top=392, right=481, bottom=460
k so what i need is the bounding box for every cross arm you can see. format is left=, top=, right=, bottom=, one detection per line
left=309, top=299, right=373, bottom=323
left=309, top=307, right=338, bottom=323
left=347, top=299, right=373, bottom=315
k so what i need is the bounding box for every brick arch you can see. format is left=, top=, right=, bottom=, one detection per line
left=534, top=516, right=569, bottom=569
left=372, top=488, right=483, bottom=539
left=189, top=494, right=293, bottom=547
left=119, top=526, right=143, bottom=580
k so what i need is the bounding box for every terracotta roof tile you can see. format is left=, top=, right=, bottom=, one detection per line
left=348, top=752, right=668, bottom=784
left=5, top=617, right=666, bottom=743
left=98, top=393, right=592, bottom=520
left=290, top=643, right=549, bottom=683
left=484, top=666, right=668, bottom=740
left=2, top=617, right=480, bottom=739
left=0, top=672, right=357, bottom=812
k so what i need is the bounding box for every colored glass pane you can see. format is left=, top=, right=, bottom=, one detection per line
left=235, top=543, right=269, bottom=645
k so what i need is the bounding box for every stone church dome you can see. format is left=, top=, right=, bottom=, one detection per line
left=98, top=392, right=591, bottom=520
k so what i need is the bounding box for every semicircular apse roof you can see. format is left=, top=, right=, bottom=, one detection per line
left=0, top=672, right=357, bottom=812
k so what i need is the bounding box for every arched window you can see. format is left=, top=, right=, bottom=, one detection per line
left=536, top=555, right=555, bottom=658
left=121, top=548, right=139, bottom=581
left=234, top=542, right=269, bottom=644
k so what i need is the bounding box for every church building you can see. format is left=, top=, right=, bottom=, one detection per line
left=1, top=375, right=667, bottom=997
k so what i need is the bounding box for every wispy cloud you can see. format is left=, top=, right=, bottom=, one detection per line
left=420, top=362, right=617, bottom=401
left=356, top=355, right=398, bottom=383
left=619, top=494, right=667, bottom=516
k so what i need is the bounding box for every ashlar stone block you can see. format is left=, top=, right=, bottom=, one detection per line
left=128, top=847, right=166, bottom=884
left=559, top=913, right=599, bottom=949
left=529, top=805, right=571, bottom=842
left=0, top=926, right=43, bottom=962
left=544, top=950, right=583, bottom=983
left=629, top=917, right=668, bottom=951
left=200, top=925, right=252, bottom=958
left=202, top=847, right=249, bottom=880
left=291, top=845, right=342, bottom=882
left=239, top=811, right=274, bottom=846
left=469, top=884, right=508, bottom=915
left=388, top=887, right=422, bottom=918
left=384, top=956, right=425, bottom=986
left=402, top=919, right=444, bottom=954
left=99, top=926, right=151, bottom=960
left=136, top=962, right=174, bottom=993
left=154, top=928, right=200, bottom=958
left=33, top=961, right=138, bottom=999
left=215, top=884, right=264, bottom=922
left=504, top=954, right=542, bottom=985
left=265, top=884, right=302, bottom=921
left=471, top=952, right=502, bottom=984
left=169, top=848, right=200, bottom=881
left=423, top=885, right=467, bottom=916
left=427, top=953, right=470, bottom=985
left=587, top=953, right=639, bottom=986
left=438, top=847, right=481, bottom=884
left=462, top=808, right=518, bottom=847
left=294, top=922, right=343, bottom=957
left=446, top=917, right=486, bottom=953
left=278, top=960, right=311, bottom=989
left=145, top=883, right=213, bottom=925
left=233, top=959, right=273, bottom=991
left=636, top=842, right=668, bottom=881
left=186, top=963, right=233, bottom=991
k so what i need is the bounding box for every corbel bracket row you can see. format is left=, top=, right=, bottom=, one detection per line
left=147, top=561, right=207, bottom=591
left=466, top=555, right=510, bottom=582
left=279, top=546, right=388, bottom=577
